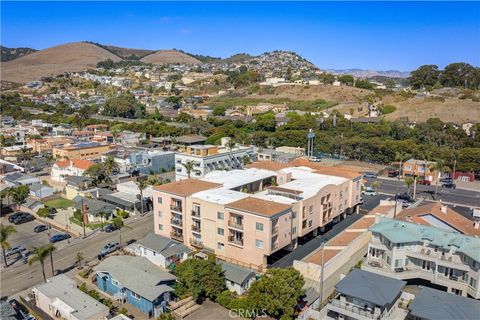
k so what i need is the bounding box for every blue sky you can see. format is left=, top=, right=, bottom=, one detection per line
left=1, top=1, right=479, bottom=70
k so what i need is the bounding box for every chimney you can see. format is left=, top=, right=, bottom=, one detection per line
left=440, top=205, right=447, bottom=214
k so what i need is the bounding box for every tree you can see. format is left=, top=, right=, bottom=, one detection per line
left=44, top=153, right=54, bottom=174
left=404, top=177, right=414, bottom=194
left=395, top=151, right=411, bottom=177
left=84, top=163, right=108, bottom=186
left=103, top=155, right=119, bottom=177
left=248, top=267, right=304, bottom=320
left=175, top=258, right=226, bottom=302
left=0, top=224, right=16, bottom=268
left=432, top=159, right=449, bottom=196
left=441, top=62, right=478, bottom=89
left=371, top=181, right=381, bottom=192
left=338, top=75, right=354, bottom=86
left=408, top=65, right=440, bottom=89
left=11, top=185, right=29, bottom=206
left=37, top=207, right=53, bottom=236
left=242, top=154, right=251, bottom=166
left=76, top=251, right=84, bottom=266
left=212, top=105, right=226, bottom=116
left=98, top=211, right=108, bottom=231
left=181, top=160, right=200, bottom=179
left=29, top=244, right=56, bottom=282
left=112, top=217, right=129, bottom=245
left=19, top=146, right=32, bottom=170
left=136, top=179, right=148, bottom=215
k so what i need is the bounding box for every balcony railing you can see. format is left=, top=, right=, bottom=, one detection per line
left=228, top=236, right=244, bottom=246
left=191, top=210, right=201, bottom=218
left=271, top=225, right=279, bottom=234
left=171, top=218, right=183, bottom=227
left=170, top=231, right=183, bottom=242
left=329, top=298, right=382, bottom=320
left=170, top=204, right=183, bottom=212
left=190, top=238, right=203, bottom=248
left=228, top=220, right=243, bottom=230
left=191, top=224, right=201, bottom=233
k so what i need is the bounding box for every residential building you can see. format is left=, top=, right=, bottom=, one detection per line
left=174, top=134, right=207, bottom=147
left=72, top=196, right=116, bottom=223
left=51, top=159, right=95, bottom=183
left=101, top=149, right=174, bottom=174
left=29, top=183, right=54, bottom=199
left=94, top=256, right=175, bottom=317
left=52, top=142, right=112, bottom=160
left=0, top=145, right=33, bottom=159
left=363, top=217, right=480, bottom=299
left=408, top=286, right=480, bottom=320
left=153, top=160, right=362, bottom=271
left=3, top=172, right=41, bottom=187
left=174, top=143, right=254, bottom=181
left=402, top=159, right=438, bottom=182
left=256, top=148, right=301, bottom=163
left=129, top=233, right=192, bottom=268
left=325, top=269, right=406, bottom=320
left=64, top=176, right=96, bottom=200
left=32, top=274, right=109, bottom=320
left=220, top=261, right=256, bottom=295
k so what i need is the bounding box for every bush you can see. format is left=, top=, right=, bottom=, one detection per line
left=381, top=105, right=397, bottom=114
left=116, top=209, right=129, bottom=219
left=79, top=268, right=92, bottom=279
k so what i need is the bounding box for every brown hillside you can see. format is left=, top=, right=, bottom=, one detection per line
left=102, top=45, right=154, bottom=59
left=1, top=42, right=121, bottom=83
left=140, top=50, right=201, bottom=65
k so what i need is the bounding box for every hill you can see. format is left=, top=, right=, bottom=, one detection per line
left=140, top=50, right=201, bottom=65
left=1, top=46, right=37, bottom=62
left=91, top=43, right=155, bottom=60
left=327, top=69, right=410, bottom=78
left=1, top=42, right=122, bottom=83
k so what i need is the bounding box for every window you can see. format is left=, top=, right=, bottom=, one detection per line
left=292, top=227, right=297, bottom=234
left=308, top=220, right=313, bottom=228
left=292, top=211, right=297, bottom=219
left=218, top=242, right=224, bottom=250
left=309, top=205, right=313, bottom=213
left=217, top=212, right=224, bottom=220
left=157, top=197, right=162, bottom=204
left=256, top=222, right=264, bottom=232
left=255, top=239, right=264, bottom=249
left=158, top=224, right=163, bottom=231
left=217, top=228, right=224, bottom=236
left=158, top=211, right=162, bottom=218
left=131, top=291, right=141, bottom=300
left=470, top=278, right=477, bottom=289
left=112, top=278, right=120, bottom=286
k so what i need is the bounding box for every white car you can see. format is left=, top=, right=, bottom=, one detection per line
left=362, top=187, right=377, bottom=196
left=309, top=156, right=321, bottom=162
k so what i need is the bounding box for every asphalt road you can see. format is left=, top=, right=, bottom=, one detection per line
left=365, top=177, right=480, bottom=208
left=0, top=214, right=153, bottom=298
left=270, top=213, right=362, bottom=268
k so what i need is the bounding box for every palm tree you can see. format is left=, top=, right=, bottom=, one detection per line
left=19, top=146, right=32, bottom=171
left=98, top=211, right=108, bottom=231
left=29, top=244, right=56, bottom=282
left=44, top=153, right=54, bottom=174
left=226, top=139, right=237, bottom=169
left=404, top=177, right=414, bottom=194
left=0, top=224, right=16, bottom=268
left=395, top=151, right=411, bottom=178
left=432, top=159, right=450, bottom=196
left=103, top=155, right=119, bottom=177
left=242, top=154, right=251, bottom=166
left=181, top=160, right=200, bottom=179
left=112, top=217, right=130, bottom=246
left=136, top=179, right=148, bottom=215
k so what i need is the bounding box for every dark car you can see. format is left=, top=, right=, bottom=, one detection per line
left=417, top=179, right=431, bottom=186
left=397, top=193, right=414, bottom=202
left=13, top=213, right=35, bottom=225
left=440, top=177, right=453, bottom=183
left=8, top=298, right=29, bottom=316
left=8, top=212, right=27, bottom=223
left=387, top=170, right=399, bottom=178
left=442, top=183, right=456, bottom=189
left=34, top=224, right=49, bottom=233
left=105, top=224, right=117, bottom=233
left=50, top=233, right=71, bottom=243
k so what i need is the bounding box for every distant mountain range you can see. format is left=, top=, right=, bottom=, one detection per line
left=326, top=69, right=411, bottom=79
left=1, top=42, right=411, bottom=83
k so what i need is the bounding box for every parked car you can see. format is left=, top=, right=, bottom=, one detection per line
left=387, top=170, right=399, bottom=178
left=362, top=187, right=377, bottom=196
left=440, top=177, right=453, bottom=183
left=12, top=213, right=35, bottom=225
left=399, top=200, right=413, bottom=208
left=34, top=224, right=49, bottom=233
left=397, top=193, right=414, bottom=202
left=98, top=241, right=119, bottom=258
left=6, top=245, right=26, bottom=257
left=363, top=172, right=378, bottom=179
left=8, top=298, right=29, bottom=316
left=105, top=224, right=117, bottom=233
left=309, top=156, right=321, bottom=162
left=8, top=212, right=27, bottom=223
left=417, top=179, right=431, bottom=185
left=50, top=233, right=71, bottom=243
left=442, top=183, right=456, bottom=189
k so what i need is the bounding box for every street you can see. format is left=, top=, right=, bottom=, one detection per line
left=0, top=214, right=153, bottom=298
left=365, top=177, right=480, bottom=208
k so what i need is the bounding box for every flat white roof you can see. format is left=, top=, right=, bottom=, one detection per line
left=191, top=188, right=248, bottom=205
left=253, top=190, right=298, bottom=204
left=201, top=168, right=275, bottom=189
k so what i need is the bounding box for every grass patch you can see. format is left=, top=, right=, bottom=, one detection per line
left=69, top=217, right=106, bottom=230
left=43, top=198, right=73, bottom=209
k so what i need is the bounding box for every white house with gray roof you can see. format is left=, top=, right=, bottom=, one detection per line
left=32, top=274, right=109, bottom=320
left=363, top=217, right=480, bottom=299
left=220, top=261, right=256, bottom=295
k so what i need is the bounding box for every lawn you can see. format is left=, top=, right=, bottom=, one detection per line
left=43, top=198, right=74, bottom=209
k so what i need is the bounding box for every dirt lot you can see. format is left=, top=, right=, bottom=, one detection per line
left=185, top=300, right=249, bottom=320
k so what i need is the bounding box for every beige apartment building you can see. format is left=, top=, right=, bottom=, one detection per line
left=52, top=142, right=112, bottom=160
left=153, top=161, right=362, bottom=270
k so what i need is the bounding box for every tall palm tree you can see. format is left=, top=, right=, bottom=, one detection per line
left=44, top=153, right=54, bottom=174
left=0, top=224, right=16, bottom=268
left=19, top=146, right=32, bottom=171
left=136, top=179, right=148, bottom=215
left=181, top=160, right=200, bottom=179
left=103, top=155, right=119, bottom=177
left=394, top=151, right=411, bottom=178
left=29, top=244, right=56, bottom=282
left=432, top=159, right=449, bottom=196
left=404, top=177, right=414, bottom=194
left=112, top=217, right=130, bottom=246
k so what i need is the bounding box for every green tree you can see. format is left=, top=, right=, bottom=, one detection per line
left=103, top=155, right=119, bottom=177
left=11, top=185, right=29, bottom=206
left=248, top=267, right=305, bottom=320
left=112, top=217, right=130, bottom=245
left=212, top=105, right=226, bottom=116
left=98, top=211, right=108, bottom=231
left=0, top=224, right=16, bottom=268
left=174, top=258, right=226, bottom=302
left=408, top=65, right=440, bottom=89
left=84, top=163, right=108, bottom=186
left=29, top=244, right=56, bottom=282
left=136, top=179, right=148, bottom=215
left=76, top=251, right=84, bottom=266
left=395, top=151, right=411, bottom=177
left=404, top=176, right=414, bottom=194
left=338, top=74, right=354, bottom=86
left=432, top=159, right=449, bottom=196
left=441, top=62, right=478, bottom=89
left=181, top=160, right=200, bottom=179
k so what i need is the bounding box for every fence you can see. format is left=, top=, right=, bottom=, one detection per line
left=216, top=254, right=264, bottom=273
left=20, top=295, right=54, bottom=320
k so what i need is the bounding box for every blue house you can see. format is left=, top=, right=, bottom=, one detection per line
left=94, top=256, right=176, bottom=317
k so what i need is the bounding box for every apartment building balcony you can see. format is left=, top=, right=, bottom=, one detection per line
left=190, top=238, right=203, bottom=249
left=228, top=220, right=244, bottom=230
left=405, top=249, right=470, bottom=271
left=170, top=218, right=183, bottom=227
left=170, top=231, right=184, bottom=242
left=228, top=236, right=244, bottom=247
left=191, top=209, right=201, bottom=218
left=327, top=296, right=385, bottom=320
left=170, top=202, right=183, bottom=213
left=191, top=224, right=201, bottom=233
left=271, top=225, right=279, bottom=234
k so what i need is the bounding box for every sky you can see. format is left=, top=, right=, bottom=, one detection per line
left=1, top=1, right=479, bottom=71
